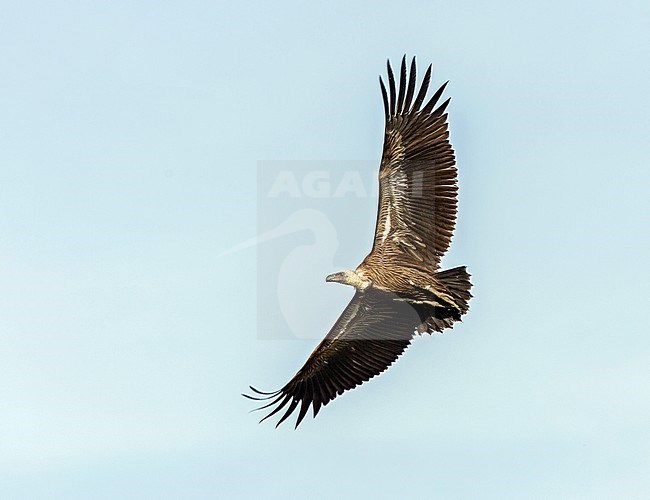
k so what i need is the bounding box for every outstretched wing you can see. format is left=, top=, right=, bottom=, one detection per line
left=367, top=56, right=457, bottom=269
left=244, top=289, right=422, bottom=428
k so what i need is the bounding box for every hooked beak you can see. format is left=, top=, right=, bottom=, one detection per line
left=325, top=271, right=345, bottom=283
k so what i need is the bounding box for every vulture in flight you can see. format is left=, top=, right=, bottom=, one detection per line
left=244, top=56, right=472, bottom=428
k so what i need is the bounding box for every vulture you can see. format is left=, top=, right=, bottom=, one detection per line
left=244, top=56, right=472, bottom=428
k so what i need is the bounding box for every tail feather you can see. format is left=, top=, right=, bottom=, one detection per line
left=415, top=266, right=472, bottom=334
left=435, top=266, right=472, bottom=315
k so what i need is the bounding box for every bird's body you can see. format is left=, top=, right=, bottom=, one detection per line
left=245, top=56, right=472, bottom=428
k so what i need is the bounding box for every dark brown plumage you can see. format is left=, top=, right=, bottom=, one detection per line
left=244, top=56, right=472, bottom=428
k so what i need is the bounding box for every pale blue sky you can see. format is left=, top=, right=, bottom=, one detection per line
left=1, top=1, right=649, bottom=498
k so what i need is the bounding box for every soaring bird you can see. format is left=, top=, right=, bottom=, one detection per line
left=244, top=56, right=472, bottom=428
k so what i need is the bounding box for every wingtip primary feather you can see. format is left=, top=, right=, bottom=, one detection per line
left=379, top=76, right=389, bottom=122
left=250, top=393, right=285, bottom=413
left=386, top=59, right=396, bottom=117
left=403, top=56, right=417, bottom=112
left=396, top=55, right=407, bottom=115
left=412, top=63, right=432, bottom=112
left=275, top=397, right=300, bottom=428
left=421, top=80, right=449, bottom=115
left=433, top=96, right=451, bottom=116
left=259, top=394, right=291, bottom=424
left=242, top=386, right=281, bottom=400
left=249, top=385, right=280, bottom=395
left=294, top=398, right=311, bottom=429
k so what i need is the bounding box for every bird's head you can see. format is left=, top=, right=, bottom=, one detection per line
left=325, top=269, right=371, bottom=290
